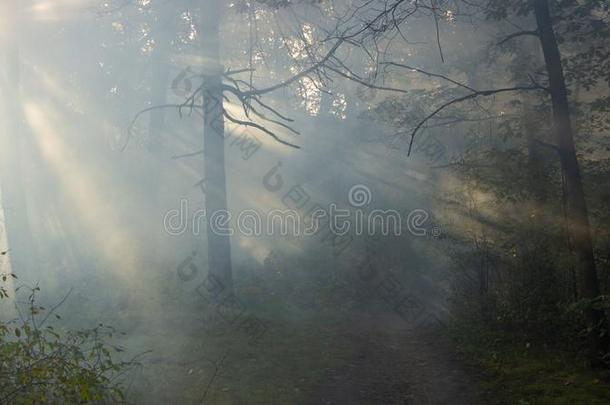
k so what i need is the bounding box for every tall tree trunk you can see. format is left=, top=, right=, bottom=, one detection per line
left=201, top=0, right=233, bottom=293
left=148, top=35, right=172, bottom=155
left=533, top=0, right=607, bottom=361
left=145, top=9, right=177, bottom=261
left=523, top=103, right=548, bottom=204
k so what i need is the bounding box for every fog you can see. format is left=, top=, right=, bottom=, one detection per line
left=1, top=1, right=609, bottom=404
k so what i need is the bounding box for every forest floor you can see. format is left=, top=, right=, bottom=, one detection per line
left=301, top=312, right=482, bottom=404
left=452, top=324, right=610, bottom=405
left=122, top=305, right=483, bottom=404
left=77, top=264, right=610, bottom=404
left=106, top=279, right=610, bottom=405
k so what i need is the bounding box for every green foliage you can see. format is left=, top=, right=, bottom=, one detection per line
left=359, top=0, right=610, bottom=366
left=438, top=119, right=610, bottom=348
left=0, top=275, right=136, bottom=404
left=450, top=320, right=610, bottom=404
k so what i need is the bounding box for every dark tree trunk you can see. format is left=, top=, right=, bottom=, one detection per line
left=524, top=104, right=547, bottom=204
left=533, top=0, right=607, bottom=361
left=201, top=0, right=233, bottom=293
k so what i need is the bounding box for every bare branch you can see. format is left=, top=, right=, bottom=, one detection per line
left=243, top=38, right=345, bottom=97
left=431, top=0, right=445, bottom=63
left=124, top=104, right=191, bottom=152
left=406, top=86, right=546, bottom=155
left=222, top=109, right=300, bottom=149
left=497, top=30, right=539, bottom=46
left=172, top=150, right=204, bottom=160
left=39, top=288, right=73, bottom=327
left=325, top=65, right=410, bottom=94
left=381, top=62, right=477, bottom=92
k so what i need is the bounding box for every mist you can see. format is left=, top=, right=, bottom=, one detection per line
left=1, top=1, right=609, bottom=404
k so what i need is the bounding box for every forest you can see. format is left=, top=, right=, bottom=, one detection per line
left=1, top=0, right=609, bottom=404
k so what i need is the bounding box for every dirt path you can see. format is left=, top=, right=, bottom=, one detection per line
left=119, top=306, right=483, bottom=404
left=306, top=313, right=482, bottom=405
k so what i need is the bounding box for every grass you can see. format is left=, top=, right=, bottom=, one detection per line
left=120, top=269, right=363, bottom=404
left=450, top=323, right=610, bottom=404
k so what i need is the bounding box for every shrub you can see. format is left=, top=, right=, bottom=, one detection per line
left=0, top=274, right=136, bottom=404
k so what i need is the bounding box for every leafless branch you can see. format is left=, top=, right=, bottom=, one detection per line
left=198, top=351, right=229, bottom=405
left=242, top=38, right=345, bottom=97
left=381, top=62, right=477, bottom=92
left=431, top=0, right=445, bottom=63
left=223, top=109, right=300, bottom=149
left=406, top=85, right=546, bottom=155
left=172, top=150, right=204, bottom=160
left=497, top=30, right=539, bottom=46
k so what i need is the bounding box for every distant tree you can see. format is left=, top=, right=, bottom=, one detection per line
left=126, top=0, right=343, bottom=295
left=306, top=0, right=609, bottom=363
